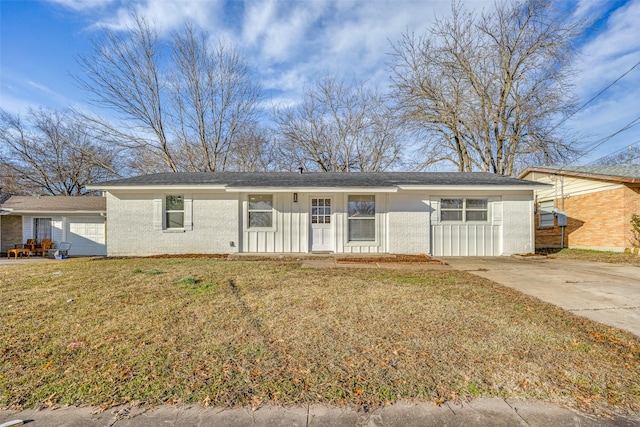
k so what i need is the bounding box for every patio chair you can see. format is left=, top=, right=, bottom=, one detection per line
left=24, top=239, right=37, bottom=252
left=33, top=239, right=53, bottom=257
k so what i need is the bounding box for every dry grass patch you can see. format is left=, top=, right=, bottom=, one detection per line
left=1, top=258, right=639, bottom=417
left=538, top=248, right=640, bottom=265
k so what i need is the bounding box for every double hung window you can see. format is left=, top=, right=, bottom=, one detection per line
left=440, top=198, right=488, bottom=222
left=248, top=195, right=273, bottom=228
left=348, top=195, right=375, bottom=241
left=165, top=195, right=184, bottom=229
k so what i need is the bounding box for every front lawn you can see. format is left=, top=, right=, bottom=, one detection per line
left=1, top=257, right=638, bottom=417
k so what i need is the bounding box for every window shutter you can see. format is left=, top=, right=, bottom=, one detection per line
left=491, top=198, right=502, bottom=225
left=184, top=195, right=193, bottom=231
left=153, top=197, right=163, bottom=231
left=430, top=198, right=439, bottom=225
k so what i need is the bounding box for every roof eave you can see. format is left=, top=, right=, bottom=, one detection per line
left=519, top=167, right=640, bottom=184
left=6, top=210, right=106, bottom=215
left=86, top=184, right=228, bottom=191
left=397, top=184, right=549, bottom=191
left=225, top=186, right=398, bottom=193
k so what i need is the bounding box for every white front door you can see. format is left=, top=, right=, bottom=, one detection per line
left=311, top=197, right=333, bottom=252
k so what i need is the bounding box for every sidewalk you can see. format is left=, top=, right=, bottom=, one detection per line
left=2, top=398, right=638, bottom=427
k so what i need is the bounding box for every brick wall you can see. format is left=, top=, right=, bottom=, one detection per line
left=1, top=215, right=23, bottom=254
left=535, top=186, right=640, bottom=250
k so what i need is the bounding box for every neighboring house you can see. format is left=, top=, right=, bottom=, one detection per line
left=87, top=172, right=545, bottom=257
left=0, top=195, right=107, bottom=256
left=519, top=166, right=640, bottom=252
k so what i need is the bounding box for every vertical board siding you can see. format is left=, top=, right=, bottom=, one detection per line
left=241, top=192, right=386, bottom=254
left=431, top=224, right=500, bottom=256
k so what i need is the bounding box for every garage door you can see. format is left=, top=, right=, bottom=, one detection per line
left=67, top=217, right=106, bottom=256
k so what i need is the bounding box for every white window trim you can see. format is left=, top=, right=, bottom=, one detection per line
left=439, top=198, right=490, bottom=223
left=164, top=195, right=185, bottom=231
left=246, top=194, right=276, bottom=231
left=154, top=194, right=192, bottom=232
left=347, top=195, right=377, bottom=243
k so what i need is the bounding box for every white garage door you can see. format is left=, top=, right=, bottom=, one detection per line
left=67, top=217, right=106, bottom=256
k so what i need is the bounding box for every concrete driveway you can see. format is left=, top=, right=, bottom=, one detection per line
left=441, top=257, right=640, bottom=337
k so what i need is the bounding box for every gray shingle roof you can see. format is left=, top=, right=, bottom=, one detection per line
left=520, top=166, right=640, bottom=183
left=91, top=172, right=542, bottom=188
left=0, top=196, right=106, bottom=212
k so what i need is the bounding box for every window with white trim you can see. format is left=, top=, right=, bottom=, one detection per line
left=348, top=195, right=375, bottom=241
left=539, top=200, right=554, bottom=227
left=440, top=198, right=488, bottom=222
left=248, top=194, right=273, bottom=228
left=165, top=195, right=184, bottom=229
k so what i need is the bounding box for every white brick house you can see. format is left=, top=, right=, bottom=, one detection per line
left=88, top=172, right=545, bottom=257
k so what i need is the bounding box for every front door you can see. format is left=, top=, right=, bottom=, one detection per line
left=311, top=197, right=333, bottom=252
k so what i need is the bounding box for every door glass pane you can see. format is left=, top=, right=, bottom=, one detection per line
left=312, top=198, right=331, bottom=224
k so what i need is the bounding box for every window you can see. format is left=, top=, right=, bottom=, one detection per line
left=248, top=194, right=273, bottom=228
left=311, top=198, right=331, bottom=224
left=539, top=200, right=554, bottom=227
left=440, top=198, right=488, bottom=222
left=348, top=195, right=375, bottom=241
left=165, top=195, right=184, bottom=229
left=34, top=218, right=52, bottom=240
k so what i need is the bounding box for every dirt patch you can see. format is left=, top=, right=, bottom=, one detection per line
left=335, top=254, right=446, bottom=264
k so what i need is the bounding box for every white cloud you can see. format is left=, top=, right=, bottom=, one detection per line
left=565, top=0, right=640, bottom=162
left=92, top=0, right=224, bottom=33
left=46, top=0, right=116, bottom=11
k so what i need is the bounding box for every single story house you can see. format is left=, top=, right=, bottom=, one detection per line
left=519, top=166, right=640, bottom=252
left=88, top=172, right=545, bottom=257
left=0, top=195, right=107, bottom=256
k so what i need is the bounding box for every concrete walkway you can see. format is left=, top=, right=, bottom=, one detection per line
left=440, top=257, right=640, bottom=337
left=2, top=398, right=638, bottom=427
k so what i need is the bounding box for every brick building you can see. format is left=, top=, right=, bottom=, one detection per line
left=519, top=166, right=640, bottom=252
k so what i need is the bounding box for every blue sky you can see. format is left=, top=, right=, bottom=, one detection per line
left=1, top=0, right=640, bottom=167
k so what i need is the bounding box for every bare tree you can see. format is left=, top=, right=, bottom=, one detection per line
left=391, top=0, right=582, bottom=175
left=274, top=77, right=403, bottom=172
left=225, top=126, right=277, bottom=172
left=77, top=15, right=263, bottom=174
left=77, top=15, right=177, bottom=172
left=0, top=109, right=121, bottom=195
left=595, top=146, right=640, bottom=166
left=169, top=26, right=263, bottom=172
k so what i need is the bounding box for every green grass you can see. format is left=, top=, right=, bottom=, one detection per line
left=1, top=257, right=639, bottom=417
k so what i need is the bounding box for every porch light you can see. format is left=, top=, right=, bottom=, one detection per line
left=293, top=193, right=298, bottom=203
